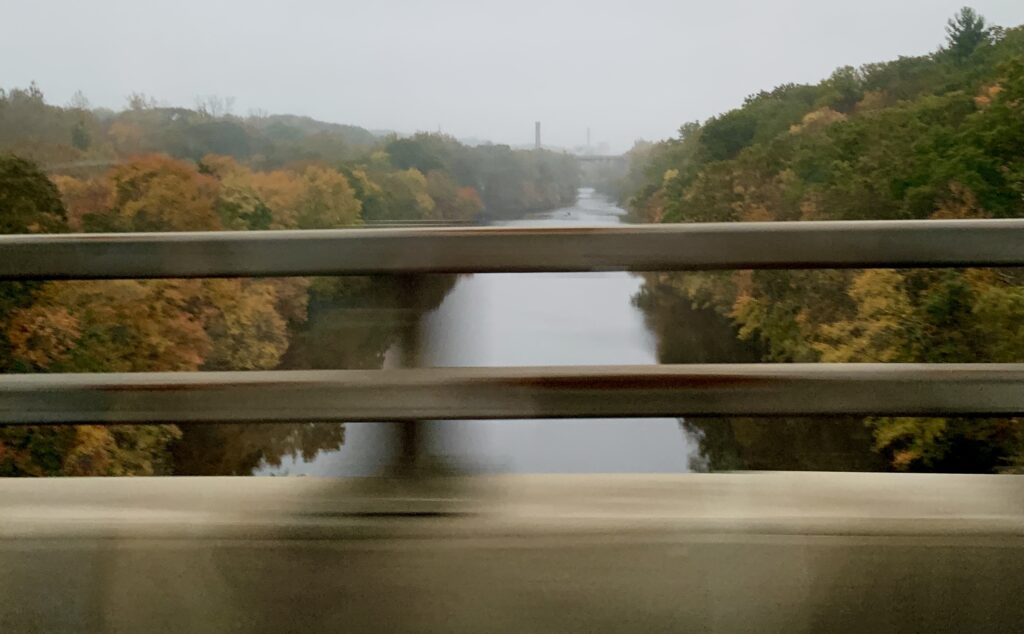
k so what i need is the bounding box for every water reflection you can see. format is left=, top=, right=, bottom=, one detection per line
left=266, top=189, right=691, bottom=475
left=637, top=271, right=884, bottom=472
left=174, top=275, right=458, bottom=475
left=248, top=188, right=884, bottom=476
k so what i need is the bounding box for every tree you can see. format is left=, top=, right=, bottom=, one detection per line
left=67, top=90, right=90, bottom=110
left=248, top=169, right=306, bottom=229
left=946, top=7, right=989, bottom=62
left=425, top=170, right=483, bottom=221
left=620, top=10, right=1024, bottom=473
left=0, top=155, right=69, bottom=372
left=296, top=166, right=362, bottom=229
left=126, top=92, right=157, bottom=111
left=377, top=168, right=435, bottom=220
left=0, top=154, right=67, bottom=234
left=104, top=154, right=221, bottom=231
left=245, top=165, right=364, bottom=229
left=0, top=279, right=211, bottom=476
left=199, top=279, right=291, bottom=371
left=70, top=121, right=91, bottom=151
left=385, top=134, right=453, bottom=173
left=199, top=155, right=273, bottom=230
left=817, top=66, right=864, bottom=113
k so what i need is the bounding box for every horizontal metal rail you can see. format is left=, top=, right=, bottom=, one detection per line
left=2, top=364, right=1023, bottom=424
left=1, top=219, right=1023, bottom=280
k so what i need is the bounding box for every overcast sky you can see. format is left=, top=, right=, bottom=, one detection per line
left=4, top=1, right=1024, bottom=152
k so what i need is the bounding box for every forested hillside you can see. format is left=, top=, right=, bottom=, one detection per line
left=622, top=8, right=1024, bottom=473
left=0, top=87, right=579, bottom=218
left=0, top=89, right=579, bottom=476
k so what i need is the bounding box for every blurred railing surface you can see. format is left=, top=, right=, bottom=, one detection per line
left=3, top=220, right=1024, bottom=633
left=2, top=219, right=1023, bottom=279
left=2, top=219, right=1024, bottom=427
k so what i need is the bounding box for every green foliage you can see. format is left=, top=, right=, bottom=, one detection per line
left=625, top=9, right=1024, bottom=473
left=817, top=66, right=864, bottom=113
left=385, top=134, right=454, bottom=173
left=70, top=121, right=91, bottom=151
left=381, top=134, right=579, bottom=218
left=0, top=154, right=67, bottom=233
left=0, top=154, right=69, bottom=373
left=946, top=7, right=989, bottom=62
left=0, top=424, right=182, bottom=476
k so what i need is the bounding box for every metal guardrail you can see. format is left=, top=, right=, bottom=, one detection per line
left=1, top=219, right=1023, bottom=279
left=2, top=365, right=1024, bottom=424
left=1, top=219, right=1023, bottom=424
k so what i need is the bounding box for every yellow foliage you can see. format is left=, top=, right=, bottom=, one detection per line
left=854, top=90, right=889, bottom=113
left=198, top=154, right=246, bottom=178
left=789, top=107, right=847, bottom=134
left=973, top=84, right=1004, bottom=108
left=6, top=305, right=80, bottom=367
left=931, top=182, right=989, bottom=219
left=967, top=269, right=1024, bottom=362
left=738, top=203, right=773, bottom=222
left=297, top=165, right=362, bottom=228
left=249, top=165, right=364, bottom=229
left=61, top=424, right=182, bottom=476
left=199, top=279, right=290, bottom=370
left=812, top=269, right=912, bottom=362
left=8, top=280, right=212, bottom=372
left=867, top=417, right=948, bottom=471
left=248, top=169, right=305, bottom=228
left=799, top=193, right=825, bottom=220
left=107, top=155, right=221, bottom=231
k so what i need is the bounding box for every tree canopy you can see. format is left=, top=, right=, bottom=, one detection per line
left=0, top=90, right=579, bottom=475
left=620, top=8, right=1024, bottom=473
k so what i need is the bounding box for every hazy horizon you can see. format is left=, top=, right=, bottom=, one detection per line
left=5, top=0, right=1024, bottom=152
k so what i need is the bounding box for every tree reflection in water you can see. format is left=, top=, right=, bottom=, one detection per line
left=635, top=273, right=884, bottom=473
left=171, top=274, right=458, bottom=475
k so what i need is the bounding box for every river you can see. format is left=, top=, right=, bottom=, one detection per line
left=265, top=189, right=692, bottom=475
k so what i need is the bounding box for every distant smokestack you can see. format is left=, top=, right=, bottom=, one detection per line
left=535, top=121, right=541, bottom=149
left=586, top=127, right=591, bottom=149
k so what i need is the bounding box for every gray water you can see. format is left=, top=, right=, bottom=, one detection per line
left=266, top=189, right=692, bottom=475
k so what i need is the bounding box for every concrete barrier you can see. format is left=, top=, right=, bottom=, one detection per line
left=1, top=473, right=1022, bottom=632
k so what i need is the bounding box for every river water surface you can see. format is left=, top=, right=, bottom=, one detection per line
left=266, top=189, right=692, bottom=475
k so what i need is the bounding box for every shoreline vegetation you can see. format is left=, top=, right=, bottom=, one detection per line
left=614, top=8, right=1024, bottom=473
left=0, top=88, right=578, bottom=475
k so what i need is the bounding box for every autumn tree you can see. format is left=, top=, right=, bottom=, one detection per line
left=623, top=8, right=1024, bottom=473
left=51, top=174, right=110, bottom=231
left=425, top=170, right=483, bottom=221
left=103, top=154, right=221, bottom=231
left=295, top=165, right=362, bottom=228
left=376, top=168, right=435, bottom=220
left=0, top=155, right=69, bottom=373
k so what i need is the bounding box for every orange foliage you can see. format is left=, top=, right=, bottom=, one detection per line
left=5, top=305, right=80, bottom=367
left=7, top=280, right=212, bottom=372
left=248, top=169, right=305, bottom=228
left=106, top=154, right=221, bottom=231
left=51, top=175, right=111, bottom=231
